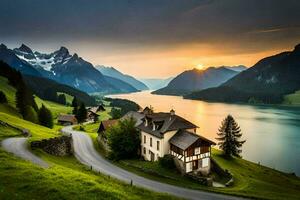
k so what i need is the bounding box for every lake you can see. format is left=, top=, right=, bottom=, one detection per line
left=108, top=91, right=300, bottom=175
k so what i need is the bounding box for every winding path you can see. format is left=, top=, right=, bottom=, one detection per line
left=1, top=137, right=49, bottom=168
left=62, top=125, right=242, bottom=200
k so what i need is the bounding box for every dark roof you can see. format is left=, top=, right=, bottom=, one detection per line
left=101, top=119, right=118, bottom=130
left=88, top=110, right=99, bottom=116
left=169, top=130, right=216, bottom=150
left=89, top=105, right=105, bottom=113
left=137, top=112, right=198, bottom=138
left=58, top=114, right=77, bottom=122
left=122, top=111, right=145, bottom=126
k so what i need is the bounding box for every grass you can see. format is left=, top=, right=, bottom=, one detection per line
left=0, top=125, right=178, bottom=200
left=283, top=90, right=300, bottom=105
left=35, top=96, right=72, bottom=119
left=112, top=149, right=300, bottom=200
left=81, top=113, right=300, bottom=200
left=0, top=77, right=178, bottom=199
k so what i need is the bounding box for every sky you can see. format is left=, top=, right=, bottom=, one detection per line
left=1, top=0, right=300, bottom=78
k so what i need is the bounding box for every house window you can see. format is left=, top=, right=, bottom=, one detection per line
left=201, top=158, right=209, bottom=168
left=144, top=135, right=146, bottom=144
left=150, top=137, right=152, bottom=147
left=194, top=147, right=200, bottom=155
left=157, top=141, right=160, bottom=151
left=143, top=147, right=146, bottom=155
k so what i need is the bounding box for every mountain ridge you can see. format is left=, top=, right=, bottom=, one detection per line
left=0, top=44, right=138, bottom=94
left=96, top=65, right=148, bottom=90
left=152, top=66, right=240, bottom=96
left=185, top=44, right=300, bottom=103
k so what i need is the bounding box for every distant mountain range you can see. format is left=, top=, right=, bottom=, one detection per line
left=96, top=65, right=148, bottom=90
left=185, top=44, right=300, bottom=104
left=0, top=44, right=138, bottom=94
left=224, top=65, right=247, bottom=72
left=152, top=67, right=241, bottom=96
left=139, top=77, right=173, bottom=90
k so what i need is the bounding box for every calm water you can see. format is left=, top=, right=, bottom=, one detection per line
left=109, top=91, right=300, bottom=175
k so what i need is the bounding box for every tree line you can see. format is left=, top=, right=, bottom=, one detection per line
left=0, top=61, right=53, bottom=128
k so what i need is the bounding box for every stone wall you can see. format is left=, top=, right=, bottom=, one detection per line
left=31, top=136, right=73, bottom=156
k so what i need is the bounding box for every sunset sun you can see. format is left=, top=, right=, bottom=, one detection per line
left=196, top=64, right=205, bottom=70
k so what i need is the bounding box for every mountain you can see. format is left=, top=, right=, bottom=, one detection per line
left=185, top=44, right=300, bottom=104
left=224, top=65, right=247, bottom=72
left=0, top=60, right=95, bottom=106
left=0, top=44, right=137, bottom=94
left=0, top=44, right=41, bottom=77
left=96, top=65, right=148, bottom=90
left=103, top=75, right=138, bottom=93
left=152, top=67, right=239, bottom=96
left=139, top=77, right=173, bottom=90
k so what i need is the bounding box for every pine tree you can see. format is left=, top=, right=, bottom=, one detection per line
left=0, top=91, right=7, bottom=103
left=72, top=96, right=78, bottom=115
left=76, top=103, right=87, bottom=123
left=15, top=83, right=27, bottom=117
left=38, top=104, right=53, bottom=128
left=216, top=115, right=246, bottom=157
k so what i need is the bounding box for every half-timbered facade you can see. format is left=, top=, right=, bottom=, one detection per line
left=137, top=109, right=215, bottom=174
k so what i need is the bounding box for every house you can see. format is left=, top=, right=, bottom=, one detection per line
left=57, top=114, right=77, bottom=126
left=137, top=109, right=215, bottom=174
left=88, top=105, right=105, bottom=113
left=122, top=111, right=145, bottom=126
left=97, top=119, right=119, bottom=142
left=87, top=110, right=99, bottom=121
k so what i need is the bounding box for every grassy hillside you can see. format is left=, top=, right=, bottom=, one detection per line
left=0, top=121, right=177, bottom=200
left=0, top=75, right=72, bottom=119
left=283, top=90, right=300, bottom=105
left=0, top=76, right=178, bottom=199
left=35, top=96, right=72, bottom=118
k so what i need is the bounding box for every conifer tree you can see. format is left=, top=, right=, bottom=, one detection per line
left=38, top=104, right=53, bottom=128
left=72, top=96, right=78, bottom=115
left=76, top=103, right=87, bottom=123
left=216, top=115, right=246, bottom=157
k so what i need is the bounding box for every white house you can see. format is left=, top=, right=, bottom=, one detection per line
left=136, top=109, right=216, bottom=174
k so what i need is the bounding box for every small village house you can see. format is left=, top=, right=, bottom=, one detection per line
left=57, top=114, right=78, bottom=126
left=97, top=119, right=119, bottom=143
left=87, top=110, right=99, bottom=122
left=88, top=105, right=105, bottom=113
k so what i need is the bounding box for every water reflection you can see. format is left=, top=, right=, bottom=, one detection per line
left=108, top=91, right=300, bottom=175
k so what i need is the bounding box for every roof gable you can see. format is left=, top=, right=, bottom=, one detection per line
left=169, top=130, right=216, bottom=150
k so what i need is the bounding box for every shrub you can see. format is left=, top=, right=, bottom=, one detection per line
left=106, top=118, right=140, bottom=160
left=158, top=155, right=175, bottom=169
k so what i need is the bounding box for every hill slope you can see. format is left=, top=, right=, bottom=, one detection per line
left=185, top=44, right=300, bottom=104
left=97, top=65, right=148, bottom=90
left=153, top=67, right=239, bottom=96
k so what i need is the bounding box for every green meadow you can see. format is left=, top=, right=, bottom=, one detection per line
left=0, top=75, right=178, bottom=200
